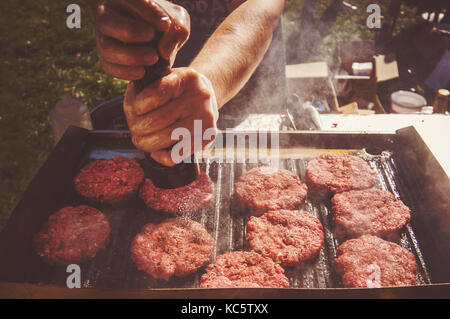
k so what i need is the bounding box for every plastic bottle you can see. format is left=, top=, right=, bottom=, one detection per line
left=50, top=95, right=93, bottom=145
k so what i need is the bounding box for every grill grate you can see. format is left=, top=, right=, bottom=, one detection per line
left=26, top=150, right=431, bottom=289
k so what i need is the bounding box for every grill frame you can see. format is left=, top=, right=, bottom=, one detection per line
left=0, top=126, right=449, bottom=298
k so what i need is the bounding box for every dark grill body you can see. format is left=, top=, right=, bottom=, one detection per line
left=0, top=127, right=449, bottom=298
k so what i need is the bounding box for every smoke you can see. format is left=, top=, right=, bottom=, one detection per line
left=217, top=19, right=287, bottom=130
left=283, top=0, right=375, bottom=65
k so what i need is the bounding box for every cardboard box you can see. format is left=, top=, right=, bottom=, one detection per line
left=285, top=62, right=339, bottom=113
left=334, top=40, right=397, bottom=113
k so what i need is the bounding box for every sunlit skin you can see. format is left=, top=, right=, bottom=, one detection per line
left=94, top=0, right=285, bottom=165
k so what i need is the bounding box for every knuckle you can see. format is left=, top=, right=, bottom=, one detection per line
left=129, top=124, right=141, bottom=137
left=131, top=135, right=142, bottom=148
left=173, top=5, right=184, bottom=14
left=186, top=69, right=203, bottom=86
left=159, top=80, right=173, bottom=97
left=177, top=25, right=189, bottom=40
left=203, top=109, right=216, bottom=125
left=186, top=67, right=198, bottom=75
left=198, top=88, right=211, bottom=100
left=135, top=116, right=155, bottom=133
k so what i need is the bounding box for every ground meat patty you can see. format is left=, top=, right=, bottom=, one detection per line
left=200, top=251, right=289, bottom=288
left=334, top=235, right=417, bottom=288
left=332, top=189, right=411, bottom=238
left=306, top=154, right=377, bottom=198
left=234, top=166, right=308, bottom=216
left=74, top=156, right=144, bottom=204
left=139, top=171, right=214, bottom=214
left=34, top=205, right=110, bottom=265
left=246, top=210, right=324, bottom=266
left=130, top=217, right=214, bottom=280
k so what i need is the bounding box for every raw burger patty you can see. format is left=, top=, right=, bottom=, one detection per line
left=247, top=210, right=324, bottom=266
left=306, top=154, right=377, bottom=197
left=200, top=251, right=289, bottom=288
left=334, top=235, right=417, bottom=288
left=332, top=188, right=411, bottom=238
left=140, top=171, right=214, bottom=214
left=74, top=156, right=144, bottom=204
left=234, top=166, right=308, bottom=216
left=34, top=205, right=110, bottom=265
left=130, top=217, right=214, bottom=280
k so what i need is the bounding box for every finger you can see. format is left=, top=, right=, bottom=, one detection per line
left=96, top=32, right=158, bottom=66
left=150, top=149, right=176, bottom=166
left=134, top=70, right=189, bottom=115
left=108, top=0, right=171, bottom=32
left=99, top=58, right=145, bottom=80
left=130, top=94, right=197, bottom=136
left=124, top=82, right=139, bottom=127
left=131, top=116, right=197, bottom=153
left=95, top=3, right=155, bottom=43
left=130, top=99, right=188, bottom=136
left=158, top=27, right=184, bottom=61
left=132, top=126, right=177, bottom=153
left=158, top=9, right=190, bottom=60
left=150, top=118, right=217, bottom=166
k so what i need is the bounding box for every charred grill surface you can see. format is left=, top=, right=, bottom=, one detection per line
left=22, top=141, right=431, bottom=289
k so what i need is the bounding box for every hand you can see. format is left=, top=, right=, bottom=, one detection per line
left=94, top=0, right=190, bottom=80
left=124, top=67, right=219, bottom=166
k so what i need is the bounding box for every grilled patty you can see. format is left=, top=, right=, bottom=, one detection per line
left=234, top=166, right=308, bottom=216
left=140, top=171, right=214, bottom=214
left=74, top=156, right=144, bottom=204
left=247, top=210, right=323, bottom=266
left=334, top=235, right=417, bottom=288
left=34, top=205, right=110, bottom=265
left=332, top=188, right=411, bottom=238
left=200, top=251, right=290, bottom=288
left=130, top=217, right=214, bottom=281
left=306, top=154, right=377, bottom=198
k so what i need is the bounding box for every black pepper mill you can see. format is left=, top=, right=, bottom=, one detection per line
left=133, top=56, right=199, bottom=189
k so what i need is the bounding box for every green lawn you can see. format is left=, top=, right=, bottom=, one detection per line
left=0, top=0, right=422, bottom=231
left=0, top=0, right=127, bottom=229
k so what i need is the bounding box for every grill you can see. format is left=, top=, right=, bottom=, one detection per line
left=0, top=126, right=449, bottom=298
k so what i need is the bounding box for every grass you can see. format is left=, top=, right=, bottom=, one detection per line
left=0, top=0, right=127, bottom=229
left=0, top=0, right=425, bottom=231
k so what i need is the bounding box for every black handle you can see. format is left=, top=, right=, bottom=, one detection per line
left=132, top=45, right=199, bottom=189
left=143, top=153, right=199, bottom=189
left=133, top=58, right=171, bottom=94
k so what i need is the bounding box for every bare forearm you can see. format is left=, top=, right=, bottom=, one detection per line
left=189, top=0, right=285, bottom=109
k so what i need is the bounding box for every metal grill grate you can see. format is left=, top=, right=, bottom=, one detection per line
left=26, top=149, right=431, bottom=289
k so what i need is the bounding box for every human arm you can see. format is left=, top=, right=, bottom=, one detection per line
left=126, top=0, right=285, bottom=165
left=189, top=0, right=286, bottom=108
